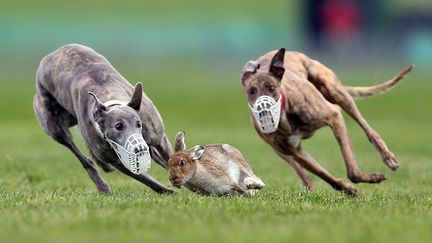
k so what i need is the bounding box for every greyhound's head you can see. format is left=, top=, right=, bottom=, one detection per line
left=89, top=83, right=151, bottom=174
left=240, top=48, right=286, bottom=133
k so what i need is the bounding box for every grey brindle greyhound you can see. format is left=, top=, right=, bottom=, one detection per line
left=34, top=44, right=174, bottom=194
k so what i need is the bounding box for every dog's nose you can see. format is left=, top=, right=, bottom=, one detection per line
left=134, top=145, right=145, bottom=154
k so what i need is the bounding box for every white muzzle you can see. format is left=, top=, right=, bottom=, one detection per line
left=249, top=95, right=282, bottom=133
left=106, top=134, right=151, bottom=174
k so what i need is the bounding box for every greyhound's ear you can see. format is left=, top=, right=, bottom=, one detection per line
left=241, top=60, right=260, bottom=84
left=127, top=82, right=143, bottom=111
left=192, top=145, right=204, bottom=161
left=269, top=48, right=285, bottom=80
left=88, top=92, right=107, bottom=111
left=175, top=131, right=186, bottom=152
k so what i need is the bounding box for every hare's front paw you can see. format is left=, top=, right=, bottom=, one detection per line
left=244, top=177, right=265, bottom=189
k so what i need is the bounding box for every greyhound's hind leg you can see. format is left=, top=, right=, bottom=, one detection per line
left=307, top=61, right=399, bottom=170
left=34, top=91, right=112, bottom=194
left=274, top=150, right=315, bottom=190
left=328, top=110, right=387, bottom=184
left=276, top=146, right=357, bottom=196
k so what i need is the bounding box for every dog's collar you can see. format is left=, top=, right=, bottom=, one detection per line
left=104, top=100, right=127, bottom=109
left=280, top=92, right=285, bottom=111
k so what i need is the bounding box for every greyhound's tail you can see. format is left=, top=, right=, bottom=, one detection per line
left=345, top=65, right=414, bottom=100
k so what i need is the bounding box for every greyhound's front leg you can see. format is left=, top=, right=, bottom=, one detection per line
left=65, top=142, right=113, bottom=194
left=274, top=150, right=314, bottom=190
left=282, top=146, right=358, bottom=196
left=114, top=165, right=175, bottom=194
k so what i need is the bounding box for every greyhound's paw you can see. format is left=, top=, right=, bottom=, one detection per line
left=369, top=173, right=387, bottom=183
left=344, top=185, right=358, bottom=197
left=335, top=179, right=357, bottom=196
left=384, top=158, right=399, bottom=171
left=98, top=184, right=113, bottom=195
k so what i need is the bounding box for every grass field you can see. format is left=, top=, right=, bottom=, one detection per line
left=0, top=63, right=431, bottom=243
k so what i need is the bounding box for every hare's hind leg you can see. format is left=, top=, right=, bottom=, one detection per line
left=231, top=183, right=247, bottom=194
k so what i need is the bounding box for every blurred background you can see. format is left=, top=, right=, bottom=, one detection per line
left=0, top=0, right=430, bottom=125
left=2, top=0, right=432, bottom=69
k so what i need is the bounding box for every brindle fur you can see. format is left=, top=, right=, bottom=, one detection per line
left=34, top=44, right=174, bottom=194
left=241, top=48, right=413, bottom=196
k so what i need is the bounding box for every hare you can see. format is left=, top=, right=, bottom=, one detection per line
left=168, top=131, right=265, bottom=196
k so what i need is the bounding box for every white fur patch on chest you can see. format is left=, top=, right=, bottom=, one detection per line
left=288, top=135, right=302, bottom=148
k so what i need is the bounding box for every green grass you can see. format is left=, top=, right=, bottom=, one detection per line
left=0, top=65, right=431, bottom=243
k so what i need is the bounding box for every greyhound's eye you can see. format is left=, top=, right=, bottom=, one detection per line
left=114, top=122, right=123, bottom=131
left=247, top=87, right=257, bottom=95
left=136, top=121, right=142, bottom=128
left=179, top=159, right=185, bottom=166
left=265, top=84, right=275, bottom=92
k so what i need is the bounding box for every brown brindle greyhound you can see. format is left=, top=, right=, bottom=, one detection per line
left=241, top=48, right=413, bottom=196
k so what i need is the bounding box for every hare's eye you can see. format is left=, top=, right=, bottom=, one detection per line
left=136, top=121, right=142, bottom=128
left=179, top=159, right=185, bottom=166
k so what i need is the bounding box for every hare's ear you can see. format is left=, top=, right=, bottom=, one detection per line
left=192, top=145, right=205, bottom=161
left=175, top=131, right=186, bottom=152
